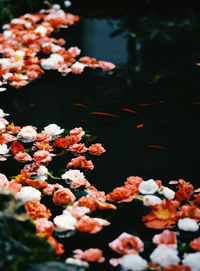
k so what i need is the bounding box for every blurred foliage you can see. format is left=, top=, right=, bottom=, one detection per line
left=0, top=189, right=56, bottom=271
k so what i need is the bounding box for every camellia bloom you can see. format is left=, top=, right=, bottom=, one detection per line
left=143, top=195, right=162, bottom=206
left=142, top=199, right=178, bottom=229
left=152, top=230, right=177, bottom=249
left=17, top=126, right=37, bottom=141
left=75, top=217, right=103, bottom=234
left=53, top=188, right=76, bottom=205
left=47, top=236, right=64, bottom=255
left=109, top=232, right=144, bottom=255
left=163, top=265, right=191, bottom=271
left=106, top=186, right=132, bottom=203
left=139, top=179, right=159, bottom=195
left=70, top=127, right=85, bottom=137
left=0, top=173, right=9, bottom=188
left=33, top=150, right=52, bottom=163
left=54, top=137, right=70, bottom=148
left=88, top=143, right=106, bottom=155
left=34, top=218, right=55, bottom=237
left=25, top=200, right=51, bottom=220
left=175, top=179, right=194, bottom=203
left=36, top=132, right=52, bottom=142
left=177, top=205, right=200, bottom=222
left=0, top=144, right=9, bottom=155
left=67, top=156, right=94, bottom=170
left=73, top=248, right=105, bottom=263
left=16, top=186, right=41, bottom=202
left=177, top=218, right=199, bottom=232
left=150, top=244, right=180, bottom=268
left=7, top=180, right=22, bottom=193
left=182, top=252, right=200, bottom=271
left=54, top=213, right=77, bottom=231
left=63, top=205, right=90, bottom=220
left=61, top=169, right=85, bottom=181
left=119, top=254, right=148, bottom=271
left=43, top=124, right=64, bottom=137
left=14, top=151, right=32, bottom=162
left=10, top=141, right=24, bottom=154
left=69, top=143, right=87, bottom=154
left=190, top=237, right=200, bottom=251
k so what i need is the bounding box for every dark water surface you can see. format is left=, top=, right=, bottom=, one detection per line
left=1, top=17, right=200, bottom=269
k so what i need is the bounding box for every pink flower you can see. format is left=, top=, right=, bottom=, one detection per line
left=33, top=150, right=52, bottom=163
left=70, top=127, right=85, bottom=137
left=14, top=151, right=32, bottom=162
left=34, top=218, right=55, bottom=237
left=8, top=180, right=22, bottom=193
left=75, top=217, right=102, bottom=233
left=152, top=230, right=177, bottom=249
left=98, top=61, right=116, bottom=71
left=88, top=143, right=106, bottom=155
left=73, top=248, right=105, bottom=263
left=69, top=143, right=87, bottom=154
left=53, top=188, right=76, bottom=205
left=36, top=132, right=52, bottom=142
left=70, top=178, right=90, bottom=189
left=64, top=205, right=90, bottom=219
left=67, top=156, right=94, bottom=171
left=0, top=118, right=9, bottom=125
left=68, top=47, right=81, bottom=57
left=10, top=80, right=29, bottom=88
left=0, top=173, right=9, bottom=188
left=109, top=232, right=144, bottom=255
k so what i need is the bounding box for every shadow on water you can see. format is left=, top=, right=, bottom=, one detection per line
left=1, top=16, right=200, bottom=270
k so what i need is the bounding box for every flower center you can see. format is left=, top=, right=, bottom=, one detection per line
left=154, top=208, right=169, bottom=220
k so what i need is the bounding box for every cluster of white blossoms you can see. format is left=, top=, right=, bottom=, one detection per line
left=16, top=187, right=41, bottom=202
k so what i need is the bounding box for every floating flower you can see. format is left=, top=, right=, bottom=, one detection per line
left=88, top=143, right=106, bottom=155
left=25, top=200, right=51, bottom=220
left=190, top=238, right=200, bottom=251
left=69, top=143, right=88, bottom=154
left=70, top=127, right=85, bottom=137
left=178, top=218, right=199, bottom=232
left=53, top=213, right=77, bottom=231
left=106, top=186, right=132, bottom=203
left=14, top=151, right=32, bottom=162
left=73, top=248, right=105, bottom=263
left=152, top=230, right=177, bottom=249
left=182, top=252, right=200, bottom=271
left=150, top=244, right=180, bottom=268
left=33, top=150, right=52, bottom=163
left=17, top=126, right=37, bottom=142
left=0, top=144, right=9, bottom=155
left=0, top=173, right=9, bottom=188
left=139, top=179, right=159, bottom=194
left=43, top=124, right=64, bottom=137
left=109, top=232, right=144, bottom=255
left=53, top=188, right=76, bottom=205
left=67, top=156, right=94, bottom=170
left=75, top=217, right=103, bottom=233
left=34, top=218, right=54, bottom=237
left=119, top=254, right=148, bottom=271
left=10, top=141, right=24, bottom=154
left=16, top=186, right=41, bottom=202
left=143, top=195, right=162, bottom=206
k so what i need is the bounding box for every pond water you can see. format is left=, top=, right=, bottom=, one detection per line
left=1, top=16, right=200, bottom=270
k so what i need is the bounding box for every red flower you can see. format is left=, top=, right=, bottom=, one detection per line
left=33, top=150, right=52, bottom=163
left=67, top=156, right=94, bottom=170
left=190, top=237, right=200, bottom=251
left=10, top=141, right=24, bottom=154
left=152, top=230, right=177, bottom=249
left=177, top=204, right=200, bottom=222
left=109, top=232, right=144, bottom=255
left=54, top=137, right=70, bottom=149
left=73, top=248, right=105, bottom=263
left=53, top=188, right=76, bottom=205
left=47, top=236, right=64, bottom=255
left=106, top=186, right=132, bottom=203
left=88, top=143, right=106, bottom=155
left=175, top=179, right=194, bottom=203
left=69, top=143, right=87, bottom=154
left=0, top=135, right=8, bottom=144
left=142, top=200, right=178, bottom=229
left=25, top=200, right=51, bottom=220
left=75, top=217, right=102, bottom=233
left=194, top=194, right=200, bottom=205
left=27, top=179, right=48, bottom=189
left=164, top=265, right=191, bottom=271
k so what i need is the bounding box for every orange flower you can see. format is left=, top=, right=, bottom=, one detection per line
left=8, top=180, right=22, bottom=193
left=25, top=200, right=51, bottom=220
left=106, top=186, right=132, bottom=203
left=67, top=156, right=94, bottom=171
left=152, top=230, right=177, bottom=249
left=53, top=188, right=76, bottom=205
left=175, top=179, right=194, bottom=203
left=74, top=248, right=104, bottom=263
left=164, top=265, right=191, bottom=271
left=142, top=200, right=178, bottom=229
left=88, top=143, right=106, bottom=155
left=47, top=236, right=64, bottom=255
left=15, top=170, right=31, bottom=184
left=10, top=141, right=24, bottom=154
left=75, top=217, right=102, bottom=233
left=177, top=204, right=200, bottom=222
left=54, top=137, right=70, bottom=149
left=0, top=135, right=8, bottom=144
left=27, top=179, right=48, bottom=189
left=35, top=218, right=55, bottom=237
left=78, top=196, right=97, bottom=212
left=194, top=194, right=200, bottom=205
left=6, top=123, right=21, bottom=134
left=190, top=237, right=200, bottom=251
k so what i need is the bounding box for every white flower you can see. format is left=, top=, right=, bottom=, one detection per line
left=54, top=214, right=77, bottom=231
left=0, top=122, right=5, bottom=130
left=0, top=108, right=9, bottom=118
left=13, top=50, right=25, bottom=58
left=16, top=187, right=41, bottom=202
left=3, top=72, right=13, bottom=80
left=41, top=58, right=55, bottom=70
left=178, top=218, right=199, bottom=232
left=64, top=1, right=71, bottom=8
left=51, top=44, right=62, bottom=53
left=143, top=195, right=162, bottom=206
left=18, top=126, right=37, bottom=141
left=52, top=4, right=61, bottom=10
left=139, top=179, right=158, bottom=195
left=119, top=254, right=148, bottom=271
left=150, top=244, right=180, bottom=267
left=3, top=30, right=12, bottom=38
left=43, top=124, right=64, bottom=136
left=65, top=258, right=89, bottom=267
left=71, top=61, right=85, bottom=72
left=0, top=144, right=9, bottom=155
left=159, top=186, right=175, bottom=200
left=35, top=25, right=47, bottom=36
left=61, top=169, right=85, bottom=181
left=37, top=165, right=48, bottom=176
left=182, top=252, right=200, bottom=271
